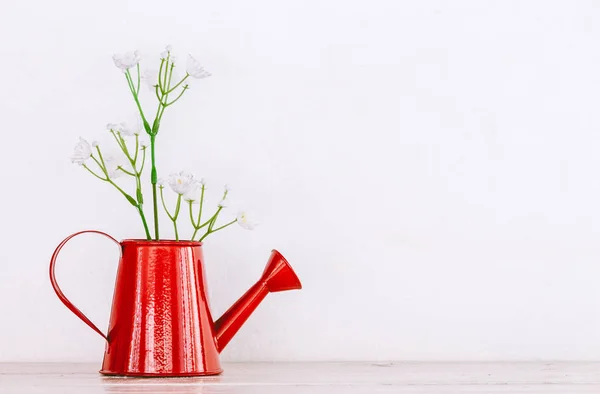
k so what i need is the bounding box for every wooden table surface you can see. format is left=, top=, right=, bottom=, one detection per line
left=1, top=362, right=600, bottom=393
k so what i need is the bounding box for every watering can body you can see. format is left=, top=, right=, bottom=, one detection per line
left=49, top=231, right=302, bottom=377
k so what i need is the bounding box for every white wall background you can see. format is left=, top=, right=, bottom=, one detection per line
left=1, top=0, right=600, bottom=362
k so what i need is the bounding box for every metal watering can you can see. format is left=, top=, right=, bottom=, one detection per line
left=49, top=230, right=302, bottom=376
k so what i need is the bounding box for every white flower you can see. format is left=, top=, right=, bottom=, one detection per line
left=183, top=194, right=198, bottom=204
left=91, top=141, right=99, bottom=148
left=71, top=137, right=93, bottom=165
left=119, top=120, right=142, bottom=137
left=103, top=155, right=126, bottom=179
left=218, top=198, right=230, bottom=208
left=139, top=136, right=149, bottom=149
left=108, top=120, right=141, bottom=137
left=157, top=178, right=166, bottom=188
left=168, top=171, right=196, bottom=195
left=183, top=192, right=199, bottom=204
left=224, top=184, right=232, bottom=192
left=186, top=55, right=211, bottom=79
left=183, top=180, right=202, bottom=203
left=237, top=211, right=258, bottom=230
left=142, top=69, right=159, bottom=90
left=106, top=123, right=121, bottom=132
left=160, top=45, right=173, bottom=59
left=112, top=50, right=141, bottom=71
left=199, top=178, right=206, bottom=186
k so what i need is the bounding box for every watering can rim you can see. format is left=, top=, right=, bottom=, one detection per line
left=121, top=239, right=204, bottom=246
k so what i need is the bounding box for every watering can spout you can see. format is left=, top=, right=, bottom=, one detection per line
left=214, top=249, right=302, bottom=352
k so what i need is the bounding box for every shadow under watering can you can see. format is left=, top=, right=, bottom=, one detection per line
left=49, top=230, right=302, bottom=377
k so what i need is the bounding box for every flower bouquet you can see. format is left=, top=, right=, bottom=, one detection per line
left=70, top=45, right=256, bottom=241
left=50, top=46, right=301, bottom=377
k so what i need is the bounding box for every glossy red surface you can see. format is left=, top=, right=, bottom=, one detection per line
left=49, top=231, right=302, bottom=377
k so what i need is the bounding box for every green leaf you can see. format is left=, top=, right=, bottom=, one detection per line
left=126, top=194, right=138, bottom=206
left=143, top=119, right=152, bottom=134
left=152, top=119, right=160, bottom=135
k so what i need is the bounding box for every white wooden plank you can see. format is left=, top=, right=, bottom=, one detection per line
left=0, top=362, right=599, bottom=393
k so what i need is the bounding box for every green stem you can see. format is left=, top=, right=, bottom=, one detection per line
left=151, top=66, right=169, bottom=133
left=107, top=179, right=134, bottom=201
left=198, top=185, right=205, bottom=226
left=90, top=145, right=150, bottom=239
left=125, top=69, right=136, bottom=93
left=118, top=167, right=136, bottom=176
left=133, top=134, right=139, bottom=164
left=199, top=219, right=237, bottom=242
left=164, top=87, right=188, bottom=107
left=109, top=178, right=150, bottom=239
left=125, top=71, right=150, bottom=132
left=199, top=232, right=209, bottom=242
left=151, top=135, right=159, bottom=240
left=158, top=59, right=165, bottom=93
left=105, top=175, right=149, bottom=239
left=136, top=63, right=141, bottom=95
left=199, top=209, right=220, bottom=229
left=191, top=185, right=205, bottom=240
left=159, top=187, right=174, bottom=220
left=211, top=219, right=237, bottom=233
left=166, top=74, right=189, bottom=94
left=173, top=194, right=182, bottom=241
left=134, top=174, right=143, bottom=203
left=156, top=65, right=175, bottom=123
left=208, top=207, right=222, bottom=231
left=109, top=130, right=126, bottom=151
left=189, top=200, right=197, bottom=227
left=137, top=206, right=151, bottom=240
left=138, top=148, right=147, bottom=174
left=82, top=163, right=106, bottom=181
left=173, top=194, right=182, bottom=218
left=95, top=146, right=107, bottom=169
left=155, top=85, right=165, bottom=104
left=162, top=59, right=169, bottom=90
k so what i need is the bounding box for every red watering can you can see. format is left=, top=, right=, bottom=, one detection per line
left=49, top=230, right=302, bottom=377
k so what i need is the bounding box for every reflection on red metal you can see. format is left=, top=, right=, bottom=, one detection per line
left=49, top=231, right=302, bottom=377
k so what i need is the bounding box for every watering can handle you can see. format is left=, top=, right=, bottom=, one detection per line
left=49, top=230, right=121, bottom=342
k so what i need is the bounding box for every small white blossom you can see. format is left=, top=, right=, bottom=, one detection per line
left=91, top=141, right=99, bottom=148
left=183, top=194, right=198, bottom=203
left=186, top=55, right=211, bottom=79
left=183, top=180, right=202, bottom=203
left=183, top=192, right=199, bottom=204
left=112, top=50, right=141, bottom=71
left=224, top=184, right=232, bottom=192
left=142, top=69, right=159, bottom=90
left=237, top=211, right=258, bottom=230
left=160, top=45, right=173, bottom=59
left=199, top=178, right=206, bottom=186
left=139, top=136, right=149, bottom=149
left=157, top=178, right=166, bottom=188
left=103, top=155, right=126, bottom=179
left=218, top=198, right=230, bottom=208
left=119, top=120, right=142, bottom=136
left=168, top=171, right=196, bottom=195
left=71, top=137, right=93, bottom=165
left=108, top=120, right=141, bottom=137
left=106, top=123, right=121, bottom=132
